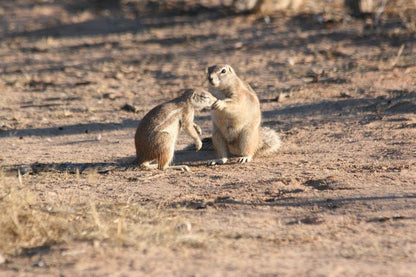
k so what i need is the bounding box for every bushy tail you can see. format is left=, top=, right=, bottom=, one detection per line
left=257, top=127, right=281, bottom=156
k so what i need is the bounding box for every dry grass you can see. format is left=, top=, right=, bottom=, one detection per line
left=0, top=1, right=415, bottom=274
left=0, top=170, right=212, bottom=256
left=2, top=168, right=414, bottom=268
left=0, top=169, right=335, bottom=258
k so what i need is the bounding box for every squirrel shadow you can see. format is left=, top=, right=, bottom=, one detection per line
left=174, top=137, right=216, bottom=164
left=174, top=149, right=216, bottom=165
left=3, top=146, right=216, bottom=175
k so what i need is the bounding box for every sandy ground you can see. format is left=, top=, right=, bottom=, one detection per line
left=0, top=0, right=415, bottom=276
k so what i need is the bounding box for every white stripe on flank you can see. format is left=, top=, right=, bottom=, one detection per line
left=153, top=107, right=182, bottom=132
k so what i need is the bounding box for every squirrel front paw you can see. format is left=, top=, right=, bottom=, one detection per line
left=212, top=100, right=226, bottom=111
left=195, top=139, right=203, bottom=151
left=193, top=123, right=202, bottom=135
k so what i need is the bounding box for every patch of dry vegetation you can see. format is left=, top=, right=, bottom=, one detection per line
left=0, top=170, right=211, bottom=256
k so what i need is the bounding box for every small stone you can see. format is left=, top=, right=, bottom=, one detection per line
left=234, top=42, right=243, bottom=49
left=176, top=222, right=192, bottom=232
left=20, top=165, right=33, bottom=175
left=287, top=58, right=295, bottom=66
left=340, top=92, right=352, bottom=98
left=33, top=260, right=45, bottom=267
left=121, top=104, right=138, bottom=113
left=277, top=92, right=290, bottom=102
left=103, top=93, right=118, bottom=100
left=0, top=254, right=6, bottom=264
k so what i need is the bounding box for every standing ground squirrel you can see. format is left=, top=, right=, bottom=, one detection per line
left=208, top=64, right=281, bottom=165
left=135, top=88, right=217, bottom=171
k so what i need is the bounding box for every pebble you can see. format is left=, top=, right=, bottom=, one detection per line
left=0, top=254, right=5, bottom=264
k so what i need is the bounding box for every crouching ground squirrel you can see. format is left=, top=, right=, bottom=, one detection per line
left=135, top=88, right=217, bottom=171
left=208, top=64, right=281, bottom=165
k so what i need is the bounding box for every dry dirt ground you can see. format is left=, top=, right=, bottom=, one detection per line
left=1, top=0, right=416, bottom=276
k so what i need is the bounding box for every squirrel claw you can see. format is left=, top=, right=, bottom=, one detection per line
left=237, top=156, right=252, bottom=163
left=212, top=100, right=226, bottom=111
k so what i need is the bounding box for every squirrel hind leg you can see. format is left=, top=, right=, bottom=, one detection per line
left=141, top=161, right=189, bottom=171
left=237, top=156, right=252, bottom=163
left=154, top=132, right=175, bottom=170
left=157, top=151, right=190, bottom=172
left=153, top=134, right=190, bottom=171
left=168, top=165, right=191, bottom=172
left=157, top=148, right=174, bottom=170
left=236, top=127, right=260, bottom=161
left=158, top=146, right=191, bottom=172
left=209, top=129, right=229, bottom=165
left=140, top=161, right=158, bottom=170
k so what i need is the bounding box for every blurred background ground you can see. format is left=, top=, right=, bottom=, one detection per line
left=0, top=0, right=415, bottom=276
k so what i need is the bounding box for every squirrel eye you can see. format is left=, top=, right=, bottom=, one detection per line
left=221, top=68, right=226, bottom=74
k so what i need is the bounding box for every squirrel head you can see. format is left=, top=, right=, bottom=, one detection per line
left=184, top=88, right=217, bottom=110
left=207, top=64, right=236, bottom=91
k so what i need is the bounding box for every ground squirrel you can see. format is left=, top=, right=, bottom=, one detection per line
left=135, top=88, right=217, bottom=171
left=208, top=64, right=281, bottom=165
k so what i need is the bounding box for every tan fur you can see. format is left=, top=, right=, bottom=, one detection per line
left=135, top=88, right=217, bottom=171
left=207, top=64, right=281, bottom=165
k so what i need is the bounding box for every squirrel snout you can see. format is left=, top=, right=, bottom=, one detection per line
left=208, top=75, right=218, bottom=87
